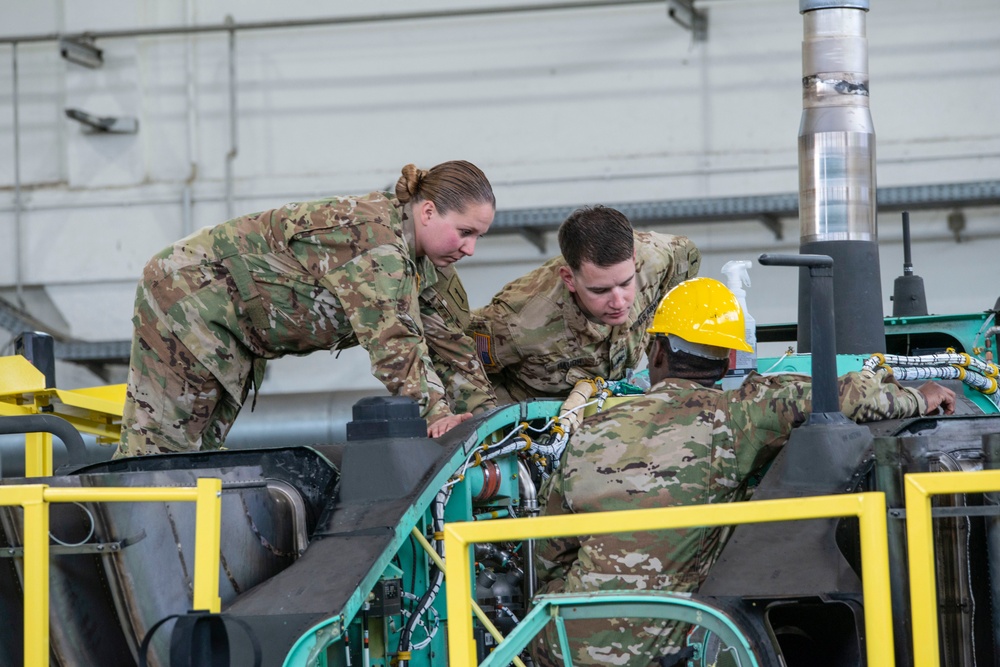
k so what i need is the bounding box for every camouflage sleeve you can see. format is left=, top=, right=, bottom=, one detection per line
left=837, top=369, right=928, bottom=421
left=420, top=267, right=498, bottom=415
left=322, top=245, right=453, bottom=424
left=727, top=369, right=927, bottom=477
left=534, top=471, right=580, bottom=593
left=659, top=234, right=701, bottom=292
left=468, top=300, right=522, bottom=375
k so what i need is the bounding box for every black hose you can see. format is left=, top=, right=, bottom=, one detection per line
left=0, top=414, right=87, bottom=466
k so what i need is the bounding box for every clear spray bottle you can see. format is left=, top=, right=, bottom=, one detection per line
left=721, top=260, right=756, bottom=390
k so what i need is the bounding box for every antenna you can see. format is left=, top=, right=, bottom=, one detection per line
left=891, top=211, right=928, bottom=317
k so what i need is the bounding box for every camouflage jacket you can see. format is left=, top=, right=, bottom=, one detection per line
left=531, top=369, right=928, bottom=667
left=140, top=192, right=493, bottom=423
left=469, top=232, right=700, bottom=402
left=419, top=266, right=498, bottom=415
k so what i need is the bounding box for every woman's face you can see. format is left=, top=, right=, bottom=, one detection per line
left=414, top=200, right=494, bottom=267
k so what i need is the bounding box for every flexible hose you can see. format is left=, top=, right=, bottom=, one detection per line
left=398, top=487, right=451, bottom=666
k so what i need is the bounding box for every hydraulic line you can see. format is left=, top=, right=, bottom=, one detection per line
left=890, top=366, right=997, bottom=395
left=397, top=487, right=451, bottom=666
left=863, top=353, right=1000, bottom=406
left=863, top=352, right=999, bottom=378
left=398, top=592, right=440, bottom=650
left=558, top=378, right=600, bottom=434
left=407, top=527, right=528, bottom=667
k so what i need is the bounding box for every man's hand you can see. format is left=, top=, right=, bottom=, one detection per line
left=917, top=382, right=956, bottom=415
left=428, top=412, right=474, bottom=438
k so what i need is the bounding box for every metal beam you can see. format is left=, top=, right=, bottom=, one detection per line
left=758, top=213, right=783, bottom=240
left=518, top=227, right=548, bottom=254
left=0, top=1, right=663, bottom=44
left=488, top=179, right=1000, bottom=234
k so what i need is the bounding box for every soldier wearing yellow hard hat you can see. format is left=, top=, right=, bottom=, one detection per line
left=645, top=276, right=753, bottom=387
left=532, top=277, right=956, bottom=667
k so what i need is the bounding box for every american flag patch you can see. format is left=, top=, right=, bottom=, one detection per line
left=475, top=332, right=495, bottom=369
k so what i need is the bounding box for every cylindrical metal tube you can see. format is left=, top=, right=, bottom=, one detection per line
left=799, top=7, right=875, bottom=243
left=797, top=1, right=884, bottom=355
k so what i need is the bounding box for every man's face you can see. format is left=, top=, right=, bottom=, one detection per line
left=559, top=256, right=637, bottom=326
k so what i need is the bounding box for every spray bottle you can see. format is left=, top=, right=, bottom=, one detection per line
left=721, top=260, right=756, bottom=390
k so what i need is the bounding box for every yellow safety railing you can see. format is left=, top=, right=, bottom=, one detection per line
left=0, top=477, right=222, bottom=667
left=0, top=355, right=126, bottom=477
left=905, top=469, right=1000, bottom=667
left=444, top=492, right=894, bottom=667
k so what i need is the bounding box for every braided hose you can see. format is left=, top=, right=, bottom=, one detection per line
left=864, top=352, right=999, bottom=377
left=558, top=378, right=598, bottom=435
left=864, top=353, right=1000, bottom=408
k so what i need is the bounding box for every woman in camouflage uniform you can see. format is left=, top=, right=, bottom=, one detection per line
left=117, top=161, right=498, bottom=457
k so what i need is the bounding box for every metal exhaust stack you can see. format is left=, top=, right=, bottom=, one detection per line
left=797, top=0, right=885, bottom=354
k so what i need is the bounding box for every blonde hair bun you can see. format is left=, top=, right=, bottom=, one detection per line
left=395, top=164, right=429, bottom=204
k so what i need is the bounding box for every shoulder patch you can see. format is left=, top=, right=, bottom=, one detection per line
left=475, top=332, right=498, bottom=371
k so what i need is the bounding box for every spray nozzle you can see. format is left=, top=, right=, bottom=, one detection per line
left=721, top=260, right=752, bottom=294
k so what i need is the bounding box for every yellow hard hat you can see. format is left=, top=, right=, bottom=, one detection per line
left=647, top=277, right=753, bottom=353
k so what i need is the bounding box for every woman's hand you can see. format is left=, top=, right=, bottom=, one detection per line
left=428, top=412, right=474, bottom=438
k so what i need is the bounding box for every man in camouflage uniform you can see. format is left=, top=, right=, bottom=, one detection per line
left=469, top=205, right=700, bottom=403
left=531, top=277, right=956, bottom=667
left=118, top=161, right=498, bottom=457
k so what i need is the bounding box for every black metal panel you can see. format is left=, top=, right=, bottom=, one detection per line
left=797, top=240, right=885, bottom=356
left=224, top=435, right=462, bottom=663
left=72, top=446, right=339, bottom=533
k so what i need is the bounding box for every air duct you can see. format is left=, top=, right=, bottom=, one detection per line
left=796, top=0, right=885, bottom=354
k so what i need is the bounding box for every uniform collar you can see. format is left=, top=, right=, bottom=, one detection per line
left=399, top=200, right=417, bottom=263
left=397, top=199, right=438, bottom=290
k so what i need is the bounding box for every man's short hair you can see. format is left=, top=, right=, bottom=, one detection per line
left=557, top=205, right=634, bottom=271
left=655, top=334, right=730, bottom=387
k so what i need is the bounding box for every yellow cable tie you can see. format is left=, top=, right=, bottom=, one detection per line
left=520, top=434, right=533, bottom=450
left=432, top=531, right=444, bottom=541
left=986, top=364, right=999, bottom=378
left=397, top=651, right=412, bottom=661
left=551, top=424, right=565, bottom=437
left=954, top=366, right=966, bottom=381
left=473, top=452, right=482, bottom=467
left=519, top=421, right=530, bottom=432
left=871, top=352, right=885, bottom=367
left=960, top=353, right=972, bottom=367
